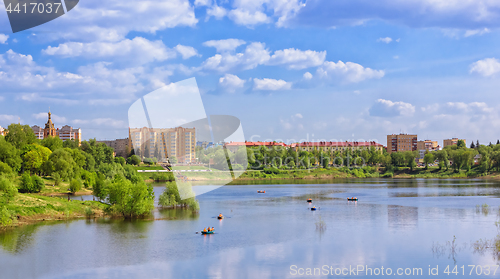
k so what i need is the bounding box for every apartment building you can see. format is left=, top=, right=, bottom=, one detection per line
left=31, top=111, right=82, bottom=145
left=290, top=141, right=384, bottom=153
left=443, top=138, right=466, bottom=148
left=417, top=140, right=439, bottom=151
left=387, top=134, right=417, bottom=154
left=129, top=127, right=196, bottom=163
left=97, top=138, right=129, bottom=158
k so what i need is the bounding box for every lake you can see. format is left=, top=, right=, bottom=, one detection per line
left=1, top=179, right=500, bottom=279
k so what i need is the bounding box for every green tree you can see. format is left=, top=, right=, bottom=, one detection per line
left=45, top=149, right=77, bottom=181
left=404, top=151, right=417, bottom=171
left=5, top=124, right=36, bottom=150
left=22, top=144, right=52, bottom=175
left=0, top=137, right=22, bottom=172
left=126, top=155, right=141, bottom=165
left=457, top=140, right=466, bottom=149
left=80, top=139, right=114, bottom=168
left=69, top=179, right=82, bottom=194
left=62, top=139, right=79, bottom=149
left=41, top=136, right=63, bottom=152
left=114, top=157, right=126, bottom=166
left=423, top=153, right=435, bottom=170
left=105, top=175, right=155, bottom=218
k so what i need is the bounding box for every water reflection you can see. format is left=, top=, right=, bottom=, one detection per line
left=1, top=179, right=500, bottom=279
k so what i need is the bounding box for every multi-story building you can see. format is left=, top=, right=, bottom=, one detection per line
left=129, top=127, right=196, bottom=163
left=443, top=138, right=466, bottom=148
left=32, top=125, right=44, bottom=139
left=417, top=140, right=439, bottom=151
left=97, top=138, right=129, bottom=158
left=387, top=134, right=417, bottom=153
left=58, top=125, right=82, bottom=145
left=31, top=111, right=82, bottom=145
left=290, top=141, right=384, bottom=153
left=0, top=126, right=5, bottom=136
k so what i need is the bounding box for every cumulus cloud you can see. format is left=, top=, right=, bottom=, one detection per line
left=303, top=72, right=313, bottom=80
left=202, top=39, right=247, bottom=53
left=219, top=74, right=246, bottom=93
left=253, top=78, right=292, bottom=90
left=200, top=42, right=326, bottom=72
left=0, top=114, right=18, bottom=123
left=226, top=0, right=306, bottom=27
left=369, top=99, right=415, bottom=117
left=14, top=0, right=198, bottom=42
left=469, top=58, right=500, bottom=77
left=267, top=48, right=326, bottom=70
left=206, top=4, right=228, bottom=20
left=174, top=44, right=200, bottom=59
left=0, top=34, right=8, bottom=44
left=317, top=61, right=385, bottom=83
left=42, top=37, right=177, bottom=64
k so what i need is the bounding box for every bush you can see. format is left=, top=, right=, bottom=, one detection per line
left=0, top=205, right=14, bottom=226
left=52, top=173, right=62, bottom=186
left=105, top=175, right=155, bottom=218
left=0, top=176, right=17, bottom=202
left=31, top=175, right=45, bottom=193
left=158, top=182, right=199, bottom=210
left=69, top=179, right=82, bottom=194
left=126, top=155, right=141, bottom=166
left=19, top=173, right=43, bottom=193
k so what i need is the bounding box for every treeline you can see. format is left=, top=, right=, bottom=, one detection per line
left=0, top=123, right=152, bottom=225
left=196, top=140, right=500, bottom=177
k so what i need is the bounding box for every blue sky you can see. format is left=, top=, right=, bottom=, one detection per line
left=1, top=0, right=500, bottom=146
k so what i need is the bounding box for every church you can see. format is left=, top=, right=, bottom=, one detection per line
left=31, top=111, right=82, bottom=145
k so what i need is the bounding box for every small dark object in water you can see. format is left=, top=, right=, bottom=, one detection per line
left=307, top=199, right=312, bottom=203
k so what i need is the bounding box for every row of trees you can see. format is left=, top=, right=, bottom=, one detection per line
left=196, top=139, right=500, bottom=175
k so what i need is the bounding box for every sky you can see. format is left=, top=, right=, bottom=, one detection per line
left=1, top=0, right=500, bottom=146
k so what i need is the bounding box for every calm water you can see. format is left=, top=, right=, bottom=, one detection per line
left=1, top=179, right=500, bottom=279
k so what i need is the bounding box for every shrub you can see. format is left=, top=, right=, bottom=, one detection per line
left=52, top=173, right=62, bottom=186
left=0, top=176, right=17, bottom=202
left=158, top=182, right=199, bottom=210
left=31, top=175, right=45, bottom=193
left=19, top=173, right=43, bottom=193
left=0, top=206, right=14, bottom=226
left=69, top=179, right=82, bottom=194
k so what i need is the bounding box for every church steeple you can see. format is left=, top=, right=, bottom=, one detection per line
left=44, top=108, right=56, bottom=137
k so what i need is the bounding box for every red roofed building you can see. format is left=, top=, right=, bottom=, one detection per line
left=225, top=141, right=287, bottom=153
left=289, top=141, right=384, bottom=153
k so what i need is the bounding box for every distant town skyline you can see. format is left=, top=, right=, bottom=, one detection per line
left=1, top=1, right=500, bottom=144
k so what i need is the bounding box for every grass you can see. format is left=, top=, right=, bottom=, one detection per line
left=133, top=165, right=165, bottom=171
left=1, top=193, right=109, bottom=229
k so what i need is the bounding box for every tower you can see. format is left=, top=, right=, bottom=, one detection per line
left=43, top=110, right=57, bottom=138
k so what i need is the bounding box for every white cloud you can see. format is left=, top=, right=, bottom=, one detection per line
left=202, top=39, right=247, bottom=53
left=464, top=28, right=490, bottom=37
left=200, top=42, right=270, bottom=72
left=200, top=42, right=326, bottom=72
left=226, top=0, right=306, bottom=27
left=207, top=4, right=228, bottom=19
left=72, top=118, right=127, bottom=129
left=253, top=78, right=292, bottom=90
left=317, top=61, right=385, bottom=83
left=469, top=58, right=500, bottom=77
left=377, top=37, right=393, bottom=43
left=267, top=48, right=326, bottom=70
left=174, top=44, right=200, bottom=59
left=194, top=0, right=212, bottom=6
left=0, top=34, right=8, bottom=44
left=36, top=0, right=197, bottom=42
left=292, top=113, right=303, bottom=119
left=219, top=74, right=246, bottom=93
left=369, top=99, right=415, bottom=117
left=42, top=37, right=177, bottom=64
left=0, top=115, right=18, bottom=123
left=303, top=72, right=313, bottom=80
left=33, top=112, right=67, bottom=123
left=228, top=9, right=270, bottom=26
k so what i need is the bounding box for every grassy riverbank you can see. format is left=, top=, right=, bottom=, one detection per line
left=0, top=193, right=108, bottom=230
